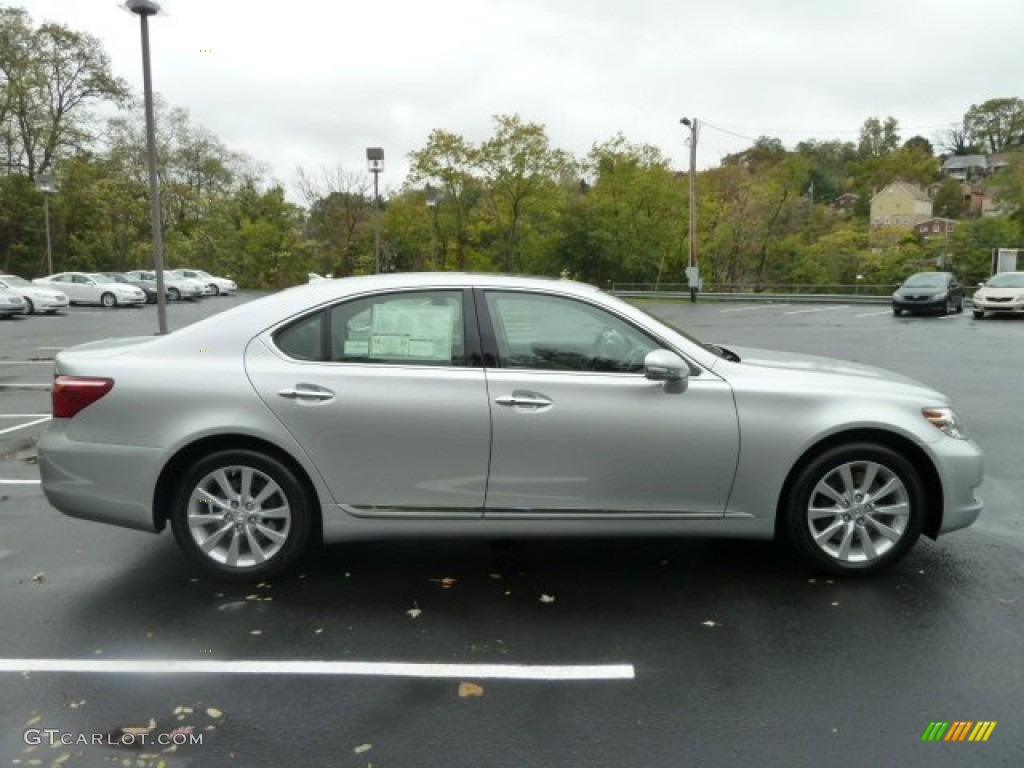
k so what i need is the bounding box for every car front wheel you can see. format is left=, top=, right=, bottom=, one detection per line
left=100, top=292, right=117, bottom=308
left=973, top=310, right=984, bottom=319
left=892, top=306, right=902, bottom=316
left=782, top=443, right=925, bottom=575
left=170, top=450, right=312, bottom=581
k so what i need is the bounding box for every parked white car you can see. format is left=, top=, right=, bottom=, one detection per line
left=0, top=274, right=69, bottom=314
left=0, top=286, right=27, bottom=317
left=172, top=268, right=237, bottom=296
left=33, top=272, right=146, bottom=308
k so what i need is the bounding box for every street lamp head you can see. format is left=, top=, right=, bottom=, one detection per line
left=123, top=0, right=163, bottom=16
left=36, top=173, right=57, bottom=194
left=680, top=117, right=692, bottom=127
left=366, top=147, right=384, bottom=172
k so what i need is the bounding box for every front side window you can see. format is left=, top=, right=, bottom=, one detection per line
left=484, top=291, right=661, bottom=373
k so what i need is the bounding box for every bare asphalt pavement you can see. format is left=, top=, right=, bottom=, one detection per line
left=1, top=294, right=1022, bottom=767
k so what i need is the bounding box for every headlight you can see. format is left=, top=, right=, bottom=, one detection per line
left=892, top=292, right=903, bottom=299
left=933, top=291, right=948, bottom=300
left=922, top=407, right=967, bottom=439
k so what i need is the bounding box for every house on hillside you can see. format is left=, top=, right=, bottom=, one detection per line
left=912, top=217, right=956, bottom=242
left=870, top=182, right=933, bottom=229
left=941, top=155, right=988, bottom=181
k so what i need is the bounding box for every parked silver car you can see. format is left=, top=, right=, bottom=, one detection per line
left=39, top=274, right=984, bottom=581
left=172, top=268, right=237, bottom=296
left=125, top=270, right=204, bottom=301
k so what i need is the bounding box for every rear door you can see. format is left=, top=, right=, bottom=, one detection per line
left=245, top=288, right=492, bottom=517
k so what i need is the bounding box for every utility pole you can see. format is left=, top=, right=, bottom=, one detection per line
left=680, top=117, right=699, bottom=302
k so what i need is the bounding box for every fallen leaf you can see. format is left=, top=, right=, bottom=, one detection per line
left=431, top=577, right=457, bottom=588
left=406, top=606, right=422, bottom=619
left=69, top=699, right=87, bottom=709
left=831, top=602, right=840, bottom=607
left=206, top=708, right=223, bottom=719
left=539, top=594, right=556, bottom=603
left=25, top=715, right=41, bottom=726
left=31, top=572, right=46, bottom=583
left=458, top=681, right=485, bottom=698
left=250, top=629, right=263, bottom=635
left=489, top=573, right=502, bottom=580
left=701, top=620, right=718, bottom=627
left=354, top=744, right=372, bottom=754
left=314, top=628, right=324, bottom=635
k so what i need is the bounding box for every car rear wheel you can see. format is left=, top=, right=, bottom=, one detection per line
left=168, top=287, right=181, bottom=301
left=170, top=450, right=312, bottom=581
left=100, top=292, right=117, bottom=308
left=782, top=443, right=925, bottom=575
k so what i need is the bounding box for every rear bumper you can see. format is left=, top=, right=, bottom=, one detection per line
left=38, top=422, right=163, bottom=533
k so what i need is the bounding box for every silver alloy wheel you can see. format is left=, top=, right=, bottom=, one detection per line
left=806, top=460, right=910, bottom=563
left=186, top=465, right=292, bottom=568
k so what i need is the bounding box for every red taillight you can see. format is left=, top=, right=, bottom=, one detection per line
left=52, top=376, right=114, bottom=418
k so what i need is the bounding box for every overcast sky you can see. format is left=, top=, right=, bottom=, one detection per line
left=17, top=0, right=1024, bottom=196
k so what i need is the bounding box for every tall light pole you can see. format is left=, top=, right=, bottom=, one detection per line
left=36, top=173, right=57, bottom=275
left=425, top=184, right=439, bottom=268
left=680, top=117, right=699, bottom=302
left=366, top=148, right=384, bottom=273
left=123, top=0, right=168, bottom=334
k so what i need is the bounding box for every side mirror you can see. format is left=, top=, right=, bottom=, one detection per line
left=644, top=350, right=689, bottom=394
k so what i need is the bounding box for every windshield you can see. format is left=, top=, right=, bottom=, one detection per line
left=86, top=273, right=111, bottom=282
left=986, top=272, right=1024, bottom=288
left=902, top=273, right=947, bottom=288
left=1, top=275, right=31, bottom=286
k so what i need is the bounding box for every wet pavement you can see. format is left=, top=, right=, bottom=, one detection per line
left=1, top=295, right=1022, bottom=767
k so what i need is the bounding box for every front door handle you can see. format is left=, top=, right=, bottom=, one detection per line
left=278, top=385, right=334, bottom=401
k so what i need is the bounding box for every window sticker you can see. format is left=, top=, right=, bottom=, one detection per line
left=369, top=302, right=454, bottom=361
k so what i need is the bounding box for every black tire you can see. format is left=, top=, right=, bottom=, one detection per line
left=170, top=449, right=313, bottom=582
left=956, top=298, right=964, bottom=313
left=943, top=298, right=952, bottom=316
left=892, top=306, right=902, bottom=317
left=100, top=292, right=117, bottom=308
left=24, top=297, right=35, bottom=314
left=973, top=310, right=983, bottom=320
left=169, top=287, right=181, bottom=301
left=781, top=442, right=925, bottom=576
left=209, top=283, right=220, bottom=296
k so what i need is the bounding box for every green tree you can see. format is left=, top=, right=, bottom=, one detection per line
left=964, top=98, right=1024, bottom=153
left=932, top=177, right=969, bottom=219
left=858, top=116, right=901, bottom=159
left=0, top=7, right=127, bottom=177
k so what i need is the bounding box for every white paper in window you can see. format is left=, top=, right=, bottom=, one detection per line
left=370, top=302, right=454, bottom=361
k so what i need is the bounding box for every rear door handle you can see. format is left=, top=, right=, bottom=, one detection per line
left=495, top=390, right=553, bottom=410
left=278, top=385, right=334, bottom=401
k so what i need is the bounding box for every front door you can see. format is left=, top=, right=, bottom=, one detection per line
left=480, top=290, right=739, bottom=516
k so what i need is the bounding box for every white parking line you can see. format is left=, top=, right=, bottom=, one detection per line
left=783, top=306, right=849, bottom=315
left=855, top=310, right=892, bottom=318
left=0, top=361, right=54, bottom=365
left=0, top=414, right=50, bottom=418
left=720, top=304, right=790, bottom=313
left=0, top=383, right=51, bottom=390
left=0, top=479, right=40, bottom=485
left=0, top=658, right=635, bottom=680
left=0, top=417, right=50, bottom=436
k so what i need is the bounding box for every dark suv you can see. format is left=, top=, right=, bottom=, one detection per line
left=892, top=272, right=964, bottom=316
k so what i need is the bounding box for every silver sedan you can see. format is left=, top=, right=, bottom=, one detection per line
left=38, top=274, right=984, bottom=581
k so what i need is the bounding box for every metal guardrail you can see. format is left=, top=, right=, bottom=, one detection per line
left=613, top=289, right=890, bottom=304
left=608, top=283, right=974, bottom=305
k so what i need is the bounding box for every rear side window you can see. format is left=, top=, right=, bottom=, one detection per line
left=272, top=290, right=468, bottom=366
left=274, top=312, right=325, bottom=361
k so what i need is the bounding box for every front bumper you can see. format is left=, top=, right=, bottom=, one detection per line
left=930, top=436, right=984, bottom=535
left=893, top=297, right=947, bottom=312
left=973, top=298, right=1024, bottom=314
